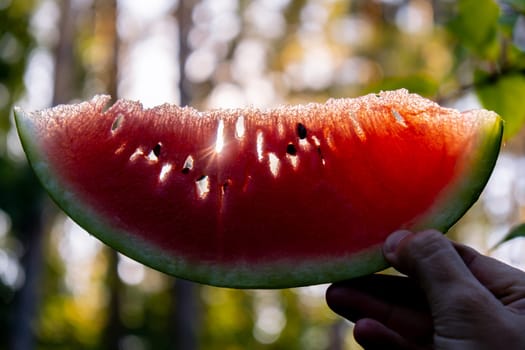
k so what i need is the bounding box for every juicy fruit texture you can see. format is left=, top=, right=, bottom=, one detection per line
left=15, top=90, right=503, bottom=288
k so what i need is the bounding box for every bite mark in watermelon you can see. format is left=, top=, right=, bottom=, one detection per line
left=14, top=89, right=503, bottom=288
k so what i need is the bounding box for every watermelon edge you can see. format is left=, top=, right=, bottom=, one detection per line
left=413, top=109, right=503, bottom=232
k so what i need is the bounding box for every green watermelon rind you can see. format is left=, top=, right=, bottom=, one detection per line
left=14, top=104, right=503, bottom=289
left=412, top=109, right=503, bottom=232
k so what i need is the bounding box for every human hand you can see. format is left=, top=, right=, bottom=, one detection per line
left=325, top=229, right=525, bottom=349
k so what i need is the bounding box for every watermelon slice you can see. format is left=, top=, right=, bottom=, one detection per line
left=14, top=89, right=503, bottom=288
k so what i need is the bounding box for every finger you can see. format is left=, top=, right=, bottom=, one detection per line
left=454, top=243, right=525, bottom=309
left=353, top=318, right=430, bottom=350
left=383, top=230, right=496, bottom=304
left=326, top=275, right=433, bottom=342
left=327, top=275, right=429, bottom=313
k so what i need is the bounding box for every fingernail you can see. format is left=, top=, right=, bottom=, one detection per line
left=384, top=230, right=411, bottom=254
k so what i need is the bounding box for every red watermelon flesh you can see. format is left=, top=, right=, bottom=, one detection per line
left=14, top=89, right=503, bottom=288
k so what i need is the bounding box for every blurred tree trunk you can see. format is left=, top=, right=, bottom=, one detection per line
left=53, top=0, right=77, bottom=106
left=104, top=250, right=125, bottom=350
left=10, top=0, right=77, bottom=349
left=177, top=0, right=194, bottom=107
left=9, top=208, right=45, bottom=350
left=95, top=0, right=126, bottom=348
left=170, top=2, right=201, bottom=350
left=327, top=320, right=347, bottom=350
left=172, top=279, right=200, bottom=350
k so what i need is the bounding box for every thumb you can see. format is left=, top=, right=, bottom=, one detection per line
left=383, top=230, right=489, bottom=304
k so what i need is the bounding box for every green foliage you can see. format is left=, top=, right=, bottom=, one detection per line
left=476, top=73, right=525, bottom=140
left=492, top=223, right=525, bottom=249
left=447, top=0, right=500, bottom=60
left=0, top=156, right=44, bottom=231
left=503, top=0, right=525, bottom=13
left=444, top=0, right=525, bottom=140
left=0, top=1, right=35, bottom=131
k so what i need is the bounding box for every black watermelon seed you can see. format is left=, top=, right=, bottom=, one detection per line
left=111, top=114, right=124, bottom=131
left=153, top=143, right=162, bottom=157
left=222, top=179, right=232, bottom=192
left=296, top=123, right=307, bottom=139
left=182, top=167, right=190, bottom=174
left=286, top=143, right=297, bottom=155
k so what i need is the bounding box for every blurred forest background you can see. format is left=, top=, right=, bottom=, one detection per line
left=2, top=0, right=525, bottom=349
